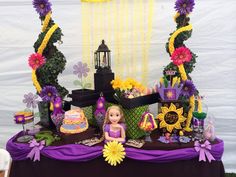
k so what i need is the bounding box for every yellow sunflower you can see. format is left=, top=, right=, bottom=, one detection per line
left=157, top=103, right=186, bottom=133
left=103, top=141, right=126, bottom=166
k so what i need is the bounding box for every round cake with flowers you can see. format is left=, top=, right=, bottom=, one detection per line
left=60, top=109, right=88, bottom=134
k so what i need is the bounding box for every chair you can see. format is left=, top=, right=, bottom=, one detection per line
left=0, top=149, right=11, bottom=177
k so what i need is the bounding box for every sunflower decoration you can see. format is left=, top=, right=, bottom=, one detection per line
left=157, top=103, right=186, bottom=133
left=103, top=141, right=126, bottom=166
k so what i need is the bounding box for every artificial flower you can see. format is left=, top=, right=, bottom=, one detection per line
left=111, top=77, right=122, bottom=90
left=33, top=0, right=52, bottom=17
left=181, top=80, right=196, bottom=97
left=73, top=61, right=90, bottom=78
left=174, top=0, right=195, bottom=15
left=23, top=92, right=39, bottom=109
left=171, top=47, right=192, bottom=66
left=40, top=86, right=58, bottom=102
left=28, top=53, right=45, bottom=70
left=157, top=103, right=186, bottom=133
left=103, top=141, right=126, bottom=166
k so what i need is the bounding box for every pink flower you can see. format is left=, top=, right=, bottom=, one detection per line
left=28, top=53, right=46, bottom=70
left=171, top=47, right=192, bottom=66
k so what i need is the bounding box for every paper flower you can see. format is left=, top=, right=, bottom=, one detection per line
left=103, top=141, right=126, bottom=166
left=23, top=92, right=39, bottom=109
left=171, top=47, right=192, bottom=66
left=33, top=0, right=52, bottom=17
left=174, top=0, right=195, bottom=15
left=28, top=53, right=46, bottom=70
left=73, top=62, right=90, bottom=78
left=181, top=80, right=196, bottom=97
left=157, top=103, right=186, bottom=133
left=40, top=86, right=58, bottom=102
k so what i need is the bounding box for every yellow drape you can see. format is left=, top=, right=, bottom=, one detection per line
left=81, top=0, right=154, bottom=86
left=81, top=0, right=111, bottom=2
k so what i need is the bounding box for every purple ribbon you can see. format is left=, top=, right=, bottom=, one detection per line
left=27, top=139, right=45, bottom=162
left=194, top=140, right=215, bottom=162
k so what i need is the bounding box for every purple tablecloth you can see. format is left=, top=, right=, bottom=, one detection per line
left=6, top=132, right=224, bottom=163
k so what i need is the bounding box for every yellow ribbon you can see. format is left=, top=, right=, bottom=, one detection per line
left=32, top=24, right=59, bottom=93
left=168, top=24, right=192, bottom=55
left=37, top=24, right=59, bottom=55
left=42, top=11, right=52, bottom=32
left=184, top=95, right=195, bottom=132
left=32, top=70, right=42, bottom=93
left=178, top=64, right=188, bottom=81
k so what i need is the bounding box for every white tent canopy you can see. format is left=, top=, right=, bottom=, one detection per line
left=0, top=0, right=235, bottom=172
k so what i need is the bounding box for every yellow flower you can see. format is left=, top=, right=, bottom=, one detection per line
left=157, top=103, right=186, bottom=133
left=111, top=77, right=123, bottom=90
left=103, top=141, right=126, bottom=166
left=123, top=80, right=132, bottom=90
left=126, top=78, right=137, bottom=87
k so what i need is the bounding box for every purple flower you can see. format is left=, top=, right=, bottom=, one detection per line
left=181, top=80, right=196, bottom=97
left=175, top=0, right=195, bottom=15
left=23, top=92, right=39, bottom=109
left=33, top=0, right=52, bottom=17
left=40, top=86, right=58, bottom=102
left=73, top=62, right=90, bottom=78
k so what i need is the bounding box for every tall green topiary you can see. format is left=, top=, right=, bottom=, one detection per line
left=32, top=0, right=68, bottom=98
left=164, top=14, right=197, bottom=81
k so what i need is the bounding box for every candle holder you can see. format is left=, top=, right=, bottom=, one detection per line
left=192, top=101, right=208, bottom=141
left=14, top=111, right=34, bottom=143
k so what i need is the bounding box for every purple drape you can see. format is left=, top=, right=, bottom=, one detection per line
left=6, top=132, right=224, bottom=163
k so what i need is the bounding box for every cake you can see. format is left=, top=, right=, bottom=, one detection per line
left=60, top=109, right=88, bottom=134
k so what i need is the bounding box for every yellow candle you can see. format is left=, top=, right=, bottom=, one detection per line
left=198, top=96, right=202, bottom=113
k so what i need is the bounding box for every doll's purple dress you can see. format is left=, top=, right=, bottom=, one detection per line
left=104, top=123, right=126, bottom=143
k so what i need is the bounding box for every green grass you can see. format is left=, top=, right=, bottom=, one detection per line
left=226, top=173, right=236, bottom=177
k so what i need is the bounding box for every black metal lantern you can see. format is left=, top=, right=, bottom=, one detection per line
left=94, top=40, right=114, bottom=92
left=94, top=40, right=111, bottom=72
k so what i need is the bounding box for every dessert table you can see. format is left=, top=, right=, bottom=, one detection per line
left=6, top=130, right=225, bottom=177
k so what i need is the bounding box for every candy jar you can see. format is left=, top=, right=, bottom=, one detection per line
left=192, top=96, right=207, bottom=141
left=204, top=113, right=216, bottom=142
left=94, top=93, right=106, bottom=132
left=51, top=96, right=65, bottom=131
left=138, top=112, right=158, bottom=142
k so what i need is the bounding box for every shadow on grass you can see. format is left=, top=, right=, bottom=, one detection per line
left=226, top=173, right=236, bottom=177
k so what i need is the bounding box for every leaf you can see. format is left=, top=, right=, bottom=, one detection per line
left=163, top=76, right=169, bottom=88
left=84, top=83, right=92, bottom=89
left=73, top=80, right=82, bottom=86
